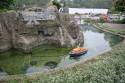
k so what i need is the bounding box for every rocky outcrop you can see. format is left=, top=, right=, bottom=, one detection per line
left=0, top=11, right=25, bottom=52
left=0, top=9, right=84, bottom=53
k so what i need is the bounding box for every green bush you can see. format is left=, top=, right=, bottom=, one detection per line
left=0, top=0, right=14, bottom=10
left=52, top=0, right=61, bottom=10
left=113, top=19, right=125, bottom=24
left=99, top=17, right=105, bottom=23
left=121, top=18, right=125, bottom=24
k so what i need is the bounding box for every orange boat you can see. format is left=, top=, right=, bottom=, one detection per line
left=69, top=47, right=88, bottom=57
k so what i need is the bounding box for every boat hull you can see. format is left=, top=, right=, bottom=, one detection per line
left=69, top=51, right=87, bottom=57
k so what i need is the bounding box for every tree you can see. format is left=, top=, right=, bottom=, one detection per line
left=14, top=0, right=50, bottom=9
left=113, top=0, right=125, bottom=12
left=52, top=0, right=61, bottom=10
left=65, top=0, right=112, bottom=8
left=0, top=0, right=14, bottom=10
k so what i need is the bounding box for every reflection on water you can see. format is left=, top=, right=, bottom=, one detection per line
left=82, top=25, right=111, bottom=57
left=0, top=45, right=69, bottom=75
left=25, top=61, right=57, bottom=75
left=58, top=24, right=124, bottom=67
left=0, top=24, right=124, bottom=75
left=25, top=66, right=49, bottom=75
left=0, top=68, right=7, bottom=79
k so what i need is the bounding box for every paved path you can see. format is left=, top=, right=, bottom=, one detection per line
left=104, top=23, right=125, bottom=29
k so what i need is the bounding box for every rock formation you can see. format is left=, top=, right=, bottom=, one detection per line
left=0, top=7, right=84, bottom=53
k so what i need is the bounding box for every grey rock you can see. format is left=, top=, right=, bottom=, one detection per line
left=0, top=10, right=84, bottom=53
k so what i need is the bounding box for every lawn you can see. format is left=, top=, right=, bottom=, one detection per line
left=98, top=23, right=125, bottom=36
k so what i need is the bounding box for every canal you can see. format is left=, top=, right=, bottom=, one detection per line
left=0, top=24, right=124, bottom=76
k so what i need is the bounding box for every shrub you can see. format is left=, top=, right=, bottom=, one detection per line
left=52, top=0, right=61, bottom=10
left=0, top=0, right=14, bottom=10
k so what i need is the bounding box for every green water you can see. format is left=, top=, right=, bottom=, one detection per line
left=0, top=44, right=70, bottom=75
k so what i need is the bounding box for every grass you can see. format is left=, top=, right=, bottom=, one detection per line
left=0, top=9, right=8, bottom=12
left=98, top=23, right=125, bottom=36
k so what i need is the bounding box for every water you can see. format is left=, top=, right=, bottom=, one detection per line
left=58, top=24, right=123, bottom=67
left=0, top=24, right=123, bottom=75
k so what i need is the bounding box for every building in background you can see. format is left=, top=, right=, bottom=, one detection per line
left=69, top=8, right=108, bottom=15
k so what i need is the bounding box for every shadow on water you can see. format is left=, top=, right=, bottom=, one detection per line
left=44, top=61, right=58, bottom=69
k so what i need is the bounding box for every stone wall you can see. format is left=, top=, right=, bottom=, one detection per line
left=0, top=10, right=84, bottom=53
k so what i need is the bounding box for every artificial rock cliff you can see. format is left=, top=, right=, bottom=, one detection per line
left=0, top=10, right=84, bottom=53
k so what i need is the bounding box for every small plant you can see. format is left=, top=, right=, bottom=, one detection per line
left=99, top=17, right=105, bottom=23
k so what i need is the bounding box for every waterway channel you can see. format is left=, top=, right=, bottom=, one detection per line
left=0, top=24, right=124, bottom=76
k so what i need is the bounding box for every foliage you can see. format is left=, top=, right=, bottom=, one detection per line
left=113, top=0, right=125, bottom=12
left=6, top=40, right=125, bottom=83
left=84, top=19, right=91, bottom=23
left=3, top=27, right=125, bottom=83
left=0, top=0, right=14, bottom=10
left=66, top=0, right=112, bottom=9
left=99, top=17, right=105, bottom=23
left=111, top=19, right=125, bottom=24
left=120, top=18, right=125, bottom=24
left=13, top=0, right=112, bottom=9
left=32, top=41, right=125, bottom=83
left=1, top=23, right=125, bottom=82
left=14, top=0, right=50, bottom=9
left=52, top=0, right=61, bottom=10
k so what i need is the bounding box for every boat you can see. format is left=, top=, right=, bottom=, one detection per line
left=69, top=47, right=88, bottom=57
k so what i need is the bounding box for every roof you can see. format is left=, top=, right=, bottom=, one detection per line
left=69, top=8, right=108, bottom=14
